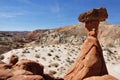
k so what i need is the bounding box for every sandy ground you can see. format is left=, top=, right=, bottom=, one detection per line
left=106, top=63, right=120, bottom=79
left=103, top=47, right=120, bottom=79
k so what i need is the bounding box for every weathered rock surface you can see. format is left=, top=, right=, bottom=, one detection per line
left=78, top=7, right=108, bottom=22
left=26, top=29, right=48, bottom=41
left=11, top=69, right=33, bottom=75
left=83, top=75, right=118, bottom=80
left=0, top=31, right=29, bottom=54
left=0, top=55, right=63, bottom=80
left=24, top=22, right=120, bottom=49
left=13, top=59, right=44, bottom=75
left=7, top=75, right=44, bottom=80
left=0, top=62, right=12, bottom=69
left=64, top=7, right=113, bottom=80
left=0, top=69, right=13, bottom=80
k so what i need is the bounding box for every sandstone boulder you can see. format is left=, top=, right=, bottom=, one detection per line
left=43, top=74, right=55, bottom=80
left=7, top=75, right=44, bottom=80
left=0, top=61, right=11, bottom=69
left=0, top=69, right=13, bottom=80
left=11, top=69, right=33, bottom=75
left=83, top=75, right=118, bottom=80
left=13, top=59, right=44, bottom=75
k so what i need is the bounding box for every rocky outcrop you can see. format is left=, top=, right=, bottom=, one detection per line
left=0, top=69, right=13, bottom=80
left=64, top=7, right=116, bottom=80
left=7, top=75, right=44, bottom=80
left=83, top=75, right=118, bottom=80
left=78, top=7, right=108, bottom=22
left=13, top=59, right=44, bottom=75
left=24, top=22, right=120, bottom=49
left=0, top=31, right=29, bottom=54
left=0, top=55, right=64, bottom=80
left=26, top=29, right=48, bottom=41
left=0, top=61, right=12, bottom=80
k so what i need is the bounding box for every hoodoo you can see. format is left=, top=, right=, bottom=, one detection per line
left=64, top=7, right=108, bottom=80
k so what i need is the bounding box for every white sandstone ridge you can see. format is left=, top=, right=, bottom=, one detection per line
left=1, top=43, right=120, bottom=79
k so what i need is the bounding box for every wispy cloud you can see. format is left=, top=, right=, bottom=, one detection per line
left=13, top=0, right=38, bottom=7
left=51, top=3, right=60, bottom=13
left=11, top=0, right=32, bottom=4
left=0, top=6, right=29, bottom=18
left=0, top=11, right=27, bottom=18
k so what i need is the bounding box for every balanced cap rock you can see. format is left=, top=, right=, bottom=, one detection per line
left=64, top=7, right=109, bottom=80
left=78, top=7, right=108, bottom=22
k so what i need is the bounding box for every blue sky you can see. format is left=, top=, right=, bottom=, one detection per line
left=0, top=0, right=120, bottom=31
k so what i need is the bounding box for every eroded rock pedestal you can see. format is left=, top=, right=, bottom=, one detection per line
left=64, top=8, right=117, bottom=80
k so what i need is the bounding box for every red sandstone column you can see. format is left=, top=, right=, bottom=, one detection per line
left=64, top=7, right=108, bottom=80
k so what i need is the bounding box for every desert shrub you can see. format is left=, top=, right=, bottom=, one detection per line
left=35, top=54, right=40, bottom=58
left=55, top=55, right=59, bottom=58
left=48, top=53, right=52, bottom=56
left=107, top=43, right=115, bottom=48
left=50, top=50, right=54, bottom=52
left=42, top=57, right=46, bottom=61
left=49, top=70, right=57, bottom=75
left=51, top=63, right=59, bottom=68
left=41, top=46, right=44, bottom=48
left=58, top=49, right=61, bottom=51
left=0, top=55, right=4, bottom=60
left=35, top=50, right=38, bottom=52
left=52, top=45, right=55, bottom=47
left=64, top=48, right=66, bottom=49
left=22, top=48, right=30, bottom=53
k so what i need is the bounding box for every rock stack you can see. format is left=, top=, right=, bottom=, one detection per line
left=64, top=8, right=118, bottom=80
